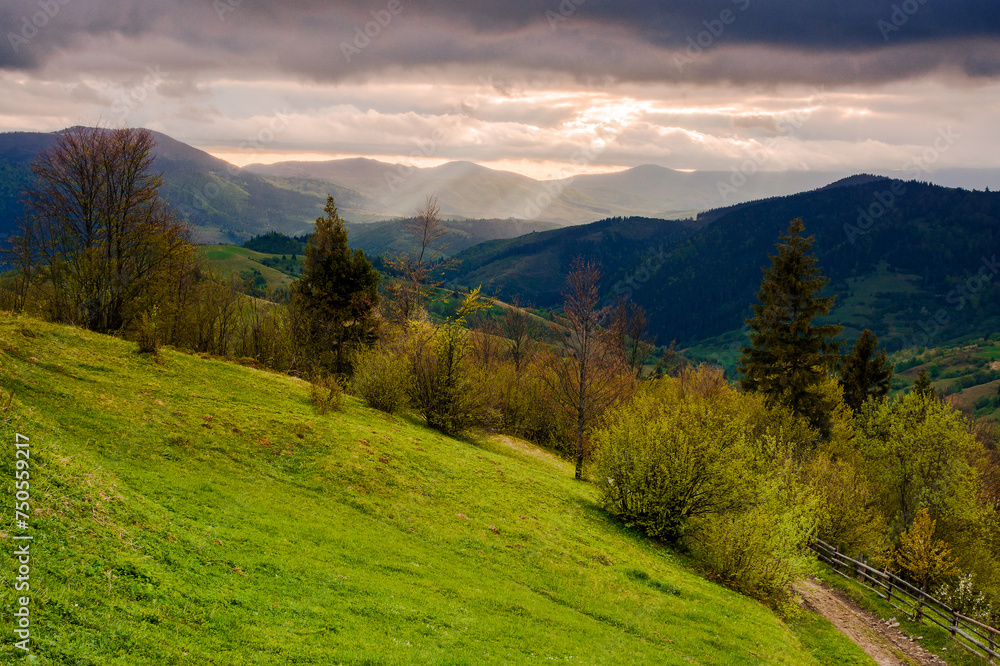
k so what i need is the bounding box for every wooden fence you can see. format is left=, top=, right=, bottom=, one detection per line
left=810, top=539, right=1000, bottom=663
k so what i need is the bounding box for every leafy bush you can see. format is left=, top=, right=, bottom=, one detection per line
left=137, top=308, right=159, bottom=355
left=310, top=375, right=345, bottom=414
left=934, top=572, right=993, bottom=623
left=407, top=331, right=481, bottom=435
left=350, top=346, right=409, bottom=414
left=687, top=471, right=817, bottom=611
left=466, top=358, right=572, bottom=453
left=406, top=290, right=490, bottom=436
left=592, top=366, right=803, bottom=543
left=591, top=366, right=823, bottom=608
left=804, top=453, right=887, bottom=557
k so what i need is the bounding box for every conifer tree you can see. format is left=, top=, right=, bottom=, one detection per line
left=292, top=196, right=380, bottom=375
left=912, top=369, right=934, bottom=400
left=739, top=218, right=842, bottom=432
left=840, top=329, right=894, bottom=412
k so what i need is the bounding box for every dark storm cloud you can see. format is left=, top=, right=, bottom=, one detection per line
left=2, top=0, right=999, bottom=84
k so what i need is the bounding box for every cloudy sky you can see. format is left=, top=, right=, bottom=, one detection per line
left=1, top=0, right=999, bottom=180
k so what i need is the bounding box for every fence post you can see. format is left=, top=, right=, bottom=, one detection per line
left=951, top=611, right=959, bottom=638
left=858, top=554, right=865, bottom=583
left=885, top=571, right=893, bottom=603
left=835, top=544, right=841, bottom=574
left=915, top=578, right=927, bottom=622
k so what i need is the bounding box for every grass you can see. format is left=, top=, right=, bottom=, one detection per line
left=784, top=610, right=877, bottom=666
left=0, top=314, right=868, bottom=664
left=197, top=244, right=298, bottom=291
left=815, top=568, right=992, bottom=666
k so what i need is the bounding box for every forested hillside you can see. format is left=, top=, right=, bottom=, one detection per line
left=450, top=178, right=1000, bottom=351
left=447, top=216, right=703, bottom=306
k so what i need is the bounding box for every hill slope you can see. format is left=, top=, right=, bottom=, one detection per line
left=0, top=315, right=870, bottom=664
left=0, top=130, right=336, bottom=244
left=447, top=216, right=703, bottom=307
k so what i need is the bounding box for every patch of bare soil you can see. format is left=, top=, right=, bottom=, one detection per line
left=795, top=577, right=947, bottom=666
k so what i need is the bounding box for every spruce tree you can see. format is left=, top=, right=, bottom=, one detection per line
left=840, top=329, right=894, bottom=412
left=292, top=196, right=380, bottom=375
left=739, top=218, right=842, bottom=432
left=912, top=369, right=934, bottom=400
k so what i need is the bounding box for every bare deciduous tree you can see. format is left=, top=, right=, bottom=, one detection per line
left=387, top=195, right=452, bottom=321
left=609, top=296, right=654, bottom=377
left=13, top=126, right=193, bottom=333
left=501, top=296, right=539, bottom=372
left=547, top=257, right=633, bottom=480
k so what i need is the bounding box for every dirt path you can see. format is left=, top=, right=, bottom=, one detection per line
left=795, top=578, right=946, bottom=666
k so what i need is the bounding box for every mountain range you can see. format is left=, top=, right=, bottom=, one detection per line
left=8, top=127, right=998, bottom=247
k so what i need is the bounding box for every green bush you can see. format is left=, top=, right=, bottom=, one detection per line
left=350, top=346, right=409, bottom=414
left=592, top=367, right=802, bottom=542
left=137, top=308, right=159, bottom=355
left=407, top=333, right=480, bottom=435
left=310, top=375, right=345, bottom=415
left=687, top=473, right=817, bottom=611
left=591, top=366, right=821, bottom=608
left=466, top=359, right=572, bottom=453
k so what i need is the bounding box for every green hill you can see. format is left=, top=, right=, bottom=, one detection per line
left=197, top=245, right=301, bottom=293
left=0, top=130, right=330, bottom=245
left=0, top=315, right=872, bottom=664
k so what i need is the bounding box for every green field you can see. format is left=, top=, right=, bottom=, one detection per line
left=0, top=314, right=875, bottom=664
left=198, top=245, right=302, bottom=292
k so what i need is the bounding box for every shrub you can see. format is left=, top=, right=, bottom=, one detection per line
left=137, top=308, right=159, bottom=355
left=465, top=358, right=573, bottom=453
left=405, top=290, right=490, bottom=436
left=592, top=367, right=801, bottom=542
left=934, top=572, right=993, bottom=623
left=804, top=453, right=887, bottom=557
left=351, top=346, right=409, bottom=413
left=407, top=332, right=480, bottom=435
left=310, top=375, right=345, bottom=414
left=687, top=485, right=815, bottom=611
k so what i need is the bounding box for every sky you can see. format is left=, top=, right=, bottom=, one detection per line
left=1, top=0, right=999, bottom=180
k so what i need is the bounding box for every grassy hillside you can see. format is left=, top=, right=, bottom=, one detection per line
left=892, top=339, right=1000, bottom=421
left=0, top=315, right=872, bottom=664
left=198, top=245, right=301, bottom=292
